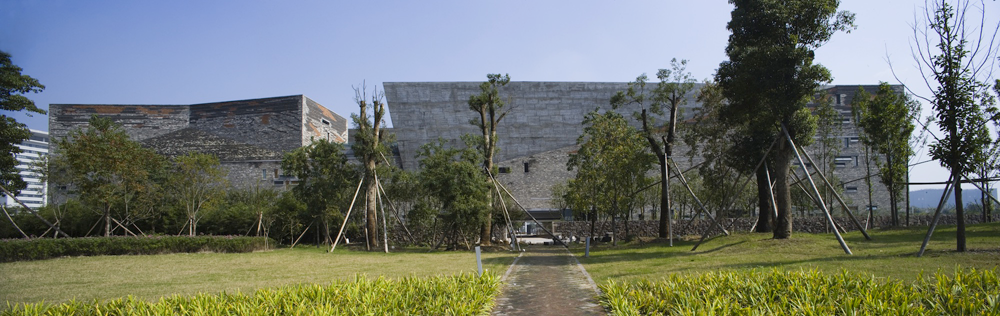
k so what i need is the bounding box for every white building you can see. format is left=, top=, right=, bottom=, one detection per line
left=4, top=129, right=48, bottom=209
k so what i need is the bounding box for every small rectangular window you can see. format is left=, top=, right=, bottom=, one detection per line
left=845, top=186, right=858, bottom=193
left=321, top=118, right=331, bottom=125
left=262, top=169, right=268, bottom=179
left=523, top=162, right=530, bottom=173
left=499, top=167, right=511, bottom=174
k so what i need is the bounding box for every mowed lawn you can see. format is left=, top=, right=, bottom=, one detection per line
left=576, top=222, right=1000, bottom=283
left=0, top=246, right=518, bottom=304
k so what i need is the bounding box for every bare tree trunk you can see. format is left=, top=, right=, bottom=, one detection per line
left=365, top=164, right=378, bottom=251
left=755, top=167, right=773, bottom=232
left=772, top=140, right=795, bottom=239
left=955, top=168, right=966, bottom=251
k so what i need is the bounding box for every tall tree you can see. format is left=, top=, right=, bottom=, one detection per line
left=611, top=59, right=697, bottom=239
left=168, top=152, right=227, bottom=236
left=54, top=116, right=165, bottom=236
left=281, top=139, right=356, bottom=245
left=351, top=86, right=392, bottom=251
left=812, top=97, right=844, bottom=218
left=468, top=73, right=511, bottom=246
left=852, top=83, right=920, bottom=227
left=0, top=51, right=46, bottom=197
left=910, top=0, right=998, bottom=251
left=716, top=0, right=854, bottom=239
left=567, top=110, right=654, bottom=244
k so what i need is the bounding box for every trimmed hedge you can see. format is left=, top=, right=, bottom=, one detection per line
left=601, top=268, right=1000, bottom=315
left=0, top=236, right=274, bottom=262
left=2, top=273, right=501, bottom=316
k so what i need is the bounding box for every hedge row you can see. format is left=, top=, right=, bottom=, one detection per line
left=2, top=273, right=501, bottom=316
left=601, top=268, right=1000, bottom=315
left=0, top=236, right=274, bottom=262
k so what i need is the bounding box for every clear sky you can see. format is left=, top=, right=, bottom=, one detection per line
left=1, top=0, right=997, bottom=189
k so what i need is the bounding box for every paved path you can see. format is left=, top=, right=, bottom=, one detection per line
left=491, top=246, right=605, bottom=316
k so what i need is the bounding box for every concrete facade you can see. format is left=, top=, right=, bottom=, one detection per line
left=49, top=95, right=348, bottom=190
left=384, top=81, right=896, bottom=215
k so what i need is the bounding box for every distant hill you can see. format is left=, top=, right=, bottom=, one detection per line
left=909, top=188, right=997, bottom=209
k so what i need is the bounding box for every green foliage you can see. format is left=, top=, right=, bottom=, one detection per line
left=853, top=83, right=920, bottom=224
left=567, top=110, right=654, bottom=229
left=281, top=139, right=357, bottom=245
left=2, top=272, right=500, bottom=316
left=0, top=236, right=273, bottom=263
left=53, top=116, right=167, bottom=237
left=0, top=51, right=46, bottom=196
left=417, top=139, right=490, bottom=250
left=716, top=0, right=854, bottom=238
left=167, top=152, right=226, bottom=237
left=600, top=268, right=999, bottom=315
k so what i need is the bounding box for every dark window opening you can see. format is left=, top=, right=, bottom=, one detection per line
left=523, top=162, right=530, bottom=173
left=499, top=167, right=511, bottom=174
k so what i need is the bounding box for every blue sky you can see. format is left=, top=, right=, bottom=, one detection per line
left=1, top=0, right=996, bottom=188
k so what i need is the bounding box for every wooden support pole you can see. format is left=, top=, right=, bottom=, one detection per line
left=1, top=205, right=30, bottom=239
left=375, top=178, right=416, bottom=243
left=0, top=184, right=70, bottom=238
left=784, top=127, right=851, bottom=255
left=487, top=171, right=519, bottom=251
left=918, top=175, right=957, bottom=257
left=790, top=170, right=847, bottom=234
left=765, top=164, right=779, bottom=220
left=799, top=143, right=872, bottom=240
left=331, top=178, right=364, bottom=252
left=493, top=179, right=568, bottom=249
left=670, top=159, right=729, bottom=236
left=375, top=172, right=388, bottom=253
left=692, top=134, right=783, bottom=251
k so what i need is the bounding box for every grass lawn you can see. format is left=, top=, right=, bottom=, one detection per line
left=0, top=245, right=517, bottom=304
left=575, top=222, right=1000, bottom=283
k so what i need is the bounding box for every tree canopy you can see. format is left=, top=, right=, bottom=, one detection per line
left=716, top=0, right=854, bottom=239
left=1, top=51, right=46, bottom=196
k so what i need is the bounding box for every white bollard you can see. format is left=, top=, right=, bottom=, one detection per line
left=585, top=238, right=590, bottom=258
left=475, top=246, right=483, bottom=276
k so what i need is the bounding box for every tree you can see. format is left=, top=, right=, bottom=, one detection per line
left=1, top=51, right=46, bottom=197
left=715, top=0, right=855, bottom=239
left=467, top=73, right=511, bottom=246
left=567, top=110, right=654, bottom=244
left=852, top=83, right=920, bottom=227
left=168, top=152, right=227, bottom=236
left=417, top=139, right=491, bottom=250
left=351, top=86, right=392, bottom=251
left=281, top=139, right=356, bottom=245
left=812, top=97, right=844, bottom=217
left=611, top=59, right=697, bottom=239
left=54, top=116, right=165, bottom=236
left=909, top=0, right=998, bottom=251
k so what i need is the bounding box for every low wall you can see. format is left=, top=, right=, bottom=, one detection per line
left=552, top=214, right=1000, bottom=240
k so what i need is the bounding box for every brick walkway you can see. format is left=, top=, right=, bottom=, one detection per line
left=491, top=247, right=605, bottom=316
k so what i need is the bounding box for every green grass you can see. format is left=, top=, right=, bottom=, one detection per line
left=3, top=273, right=502, bottom=316
left=599, top=268, right=1000, bottom=315
left=574, top=222, right=1000, bottom=283
left=0, top=246, right=517, bottom=304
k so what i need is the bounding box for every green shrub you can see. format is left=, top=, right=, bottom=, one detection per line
left=600, top=268, right=1000, bottom=315
left=0, top=236, right=274, bottom=262
left=2, top=273, right=500, bottom=316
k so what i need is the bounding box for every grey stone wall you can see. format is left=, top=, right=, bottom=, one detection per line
left=303, top=96, right=349, bottom=144
left=49, top=104, right=189, bottom=144
left=384, top=82, right=899, bottom=218
left=384, top=81, right=703, bottom=172
left=494, top=145, right=578, bottom=210
left=189, top=95, right=304, bottom=154
left=48, top=95, right=345, bottom=191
